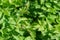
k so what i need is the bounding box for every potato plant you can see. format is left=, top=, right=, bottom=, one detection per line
left=0, top=0, right=60, bottom=40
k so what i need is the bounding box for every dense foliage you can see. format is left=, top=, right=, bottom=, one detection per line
left=0, top=0, right=60, bottom=40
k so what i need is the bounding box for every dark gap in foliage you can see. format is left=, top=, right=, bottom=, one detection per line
left=50, top=2, right=55, bottom=8
left=56, top=10, right=60, bottom=17
left=10, top=8, right=16, bottom=16
left=35, top=8, right=44, bottom=12
left=32, top=15, right=39, bottom=23
left=23, top=14, right=38, bottom=22
left=56, top=10, right=60, bottom=15
left=4, top=15, right=9, bottom=21
left=39, top=17, right=45, bottom=21
left=0, top=32, right=2, bottom=36
left=7, top=36, right=16, bottom=40
left=9, top=5, right=15, bottom=8
left=22, top=0, right=27, bottom=4
left=0, top=24, right=3, bottom=29
left=4, top=21, right=10, bottom=27
left=43, top=12, right=49, bottom=17
left=37, top=0, right=40, bottom=5
left=29, top=0, right=35, bottom=2
left=51, top=22, right=57, bottom=26
left=7, top=29, right=15, bottom=36
left=43, top=3, right=48, bottom=9
left=51, top=19, right=58, bottom=26
left=53, top=39, right=56, bottom=40
left=36, top=29, right=42, bottom=40
left=15, top=6, right=20, bottom=10
left=15, top=6, right=23, bottom=10
left=23, top=14, right=32, bottom=18
left=43, top=30, right=51, bottom=40
left=55, top=4, right=60, bottom=9
left=0, top=5, right=5, bottom=8
left=0, top=5, right=3, bottom=8
left=29, top=7, right=44, bottom=12
left=43, top=30, right=56, bottom=40
left=23, top=30, right=30, bottom=37
left=7, top=32, right=12, bottom=36
left=7, top=28, right=20, bottom=36
left=23, top=12, right=39, bottom=23
left=57, top=10, right=60, bottom=12
left=47, top=0, right=51, bottom=2
left=43, top=35, right=51, bottom=40
left=55, top=12, right=59, bottom=16
left=2, top=28, right=10, bottom=38
left=3, top=33, right=10, bottom=38
left=12, top=30, right=20, bottom=36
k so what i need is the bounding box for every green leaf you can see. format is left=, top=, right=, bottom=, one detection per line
left=25, top=36, right=32, bottom=40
